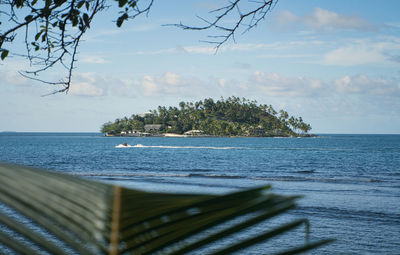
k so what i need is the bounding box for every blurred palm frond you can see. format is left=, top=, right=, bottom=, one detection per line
left=0, top=163, right=333, bottom=254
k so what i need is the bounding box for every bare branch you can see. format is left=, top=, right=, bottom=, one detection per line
left=169, top=0, right=277, bottom=51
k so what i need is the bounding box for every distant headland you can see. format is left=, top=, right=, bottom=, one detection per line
left=101, top=97, right=313, bottom=137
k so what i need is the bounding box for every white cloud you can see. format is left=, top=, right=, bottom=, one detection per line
left=128, top=24, right=158, bottom=32
left=135, top=48, right=175, bottom=55
left=218, top=78, right=227, bottom=87
left=250, top=71, right=326, bottom=97
left=274, top=8, right=374, bottom=32
left=0, top=60, right=41, bottom=87
left=68, top=73, right=107, bottom=96
left=86, top=24, right=159, bottom=42
left=81, top=55, right=109, bottom=64
left=304, top=8, right=373, bottom=31
left=334, top=74, right=400, bottom=96
left=211, top=71, right=400, bottom=100
left=63, top=72, right=209, bottom=98
left=385, top=22, right=400, bottom=29
left=183, top=46, right=216, bottom=54
left=141, top=75, right=159, bottom=96
left=0, top=71, right=30, bottom=87
left=274, top=10, right=298, bottom=28
left=135, top=45, right=216, bottom=55
left=138, top=72, right=207, bottom=97
left=257, top=53, right=315, bottom=59
left=322, top=38, right=400, bottom=66
left=323, top=44, right=385, bottom=66
left=134, top=42, right=289, bottom=55
left=69, top=82, right=104, bottom=96
left=164, top=72, right=180, bottom=85
left=59, top=71, right=400, bottom=101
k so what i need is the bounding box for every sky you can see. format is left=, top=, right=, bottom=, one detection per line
left=1, top=0, right=400, bottom=133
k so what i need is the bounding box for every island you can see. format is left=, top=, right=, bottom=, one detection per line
left=101, top=97, right=313, bottom=137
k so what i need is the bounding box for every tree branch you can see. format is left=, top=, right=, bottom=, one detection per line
left=169, top=0, right=277, bottom=51
left=1, top=0, right=278, bottom=94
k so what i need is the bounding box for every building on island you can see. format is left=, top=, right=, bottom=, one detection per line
left=144, top=124, right=162, bottom=132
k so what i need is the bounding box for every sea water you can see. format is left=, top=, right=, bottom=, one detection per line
left=0, top=133, right=399, bottom=254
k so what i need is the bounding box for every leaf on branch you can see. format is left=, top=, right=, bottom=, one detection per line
left=34, top=31, right=43, bottom=41
left=41, top=33, right=47, bottom=42
left=24, top=15, right=34, bottom=22
left=15, top=0, right=24, bottom=8
left=72, top=16, right=79, bottom=27
left=41, top=8, right=51, bottom=18
left=54, top=0, right=66, bottom=6
left=31, top=42, right=40, bottom=51
left=83, top=13, right=90, bottom=28
left=77, top=1, right=85, bottom=9
left=116, top=13, right=128, bottom=27
left=1, top=50, right=9, bottom=60
left=119, top=0, right=128, bottom=8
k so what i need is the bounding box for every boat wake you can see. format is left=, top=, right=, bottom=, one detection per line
left=115, top=144, right=247, bottom=150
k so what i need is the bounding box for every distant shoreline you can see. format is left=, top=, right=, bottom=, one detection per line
left=104, top=133, right=317, bottom=138
left=3, top=132, right=399, bottom=136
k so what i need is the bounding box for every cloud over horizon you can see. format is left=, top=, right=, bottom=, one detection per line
left=69, top=73, right=108, bottom=97
left=249, top=71, right=325, bottom=97
left=66, top=70, right=400, bottom=100
left=334, top=74, right=400, bottom=96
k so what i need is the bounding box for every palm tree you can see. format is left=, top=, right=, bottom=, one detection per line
left=0, top=163, right=332, bottom=254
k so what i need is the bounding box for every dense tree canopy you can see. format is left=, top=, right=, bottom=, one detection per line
left=101, top=96, right=312, bottom=137
left=0, top=0, right=277, bottom=93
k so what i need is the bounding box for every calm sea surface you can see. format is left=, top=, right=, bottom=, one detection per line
left=0, top=133, right=399, bottom=254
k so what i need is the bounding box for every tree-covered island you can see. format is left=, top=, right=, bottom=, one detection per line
left=101, top=97, right=313, bottom=137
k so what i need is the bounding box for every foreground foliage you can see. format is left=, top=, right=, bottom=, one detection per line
left=0, top=162, right=331, bottom=254
left=101, top=96, right=312, bottom=137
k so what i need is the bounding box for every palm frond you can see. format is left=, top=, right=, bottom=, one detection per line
left=0, top=162, right=333, bottom=254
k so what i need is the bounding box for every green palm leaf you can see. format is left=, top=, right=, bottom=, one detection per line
left=0, top=162, right=333, bottom=254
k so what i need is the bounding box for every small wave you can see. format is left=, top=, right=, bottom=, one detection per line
left=71, top=172, right=191, bottom=179
left=296, top=170, right=315, bottom=174
left=71, top=172, right=244, bottom=179
left=188, top=173, right=243, bottom=179
left=69, top=172, right=384, bottom=185
left=116, top=144, right=247, bottom=150
left=252, top=176, right=384, bottom=185
left=362, top=179, right=382, bottom=183
left=297, top=206, right=400, bottom=224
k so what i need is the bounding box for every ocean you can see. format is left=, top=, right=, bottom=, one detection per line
left=0, top=133, right=399, bottom=254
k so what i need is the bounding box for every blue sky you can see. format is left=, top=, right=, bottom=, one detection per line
left=1, top=0, right=400, bottom=133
